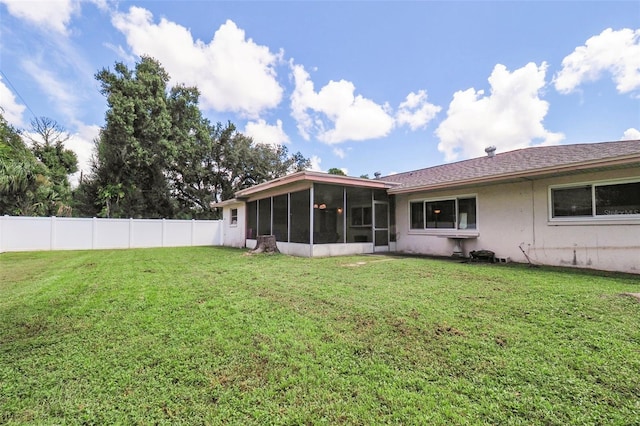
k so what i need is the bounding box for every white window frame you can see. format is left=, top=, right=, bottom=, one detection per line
left=230, top=208, right=238, bottom=227
left=548, top=177, right=640, bottom=223
left=408, top=194, right=478, bottom=235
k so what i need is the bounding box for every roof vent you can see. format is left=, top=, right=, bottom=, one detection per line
left=485, top=146, right=497, bottom=158
left=374, top=172, right=382, bottom=179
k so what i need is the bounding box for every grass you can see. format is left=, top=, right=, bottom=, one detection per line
left=1, top=247, right=639, bottom=425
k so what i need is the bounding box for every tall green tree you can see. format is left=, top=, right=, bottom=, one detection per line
left=26, top=117, right=78, bottom=215
left=165, top=85, right=217, bottom=218
left=0, top=112, right=56, bottom=215
left=169, top=118, right=310, bottom=218
left=78, top=56, right=311, bottom=219
left=90, top=56, right=175, bottom=218
left=164, top=84, right=311, bottom=216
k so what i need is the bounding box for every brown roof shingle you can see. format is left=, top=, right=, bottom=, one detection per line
left=383, top=140, right=640, bottom=193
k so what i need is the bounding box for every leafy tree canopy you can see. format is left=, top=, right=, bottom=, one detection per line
left=327, top=168, right=347, bottom=176
left=77, top=56, right=310, bottom=219
left=0, top=112, right=57, bottom=215
left=26, top=117, right=78, bottom=215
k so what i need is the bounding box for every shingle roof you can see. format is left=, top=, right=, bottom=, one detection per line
left=383, top=140, right=640, bottom=193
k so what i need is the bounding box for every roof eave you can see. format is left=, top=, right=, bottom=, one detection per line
left=209, top=198, right=243, bottom=208
left=388, top=155, right=640, bottom=195
left=234, top=170, right=399, bottom=198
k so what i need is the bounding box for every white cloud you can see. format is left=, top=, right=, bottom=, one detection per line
left=621, top=128, right=640, bottom=140
left=436, top=62, right=564, bottom=161
left=89, top=0, right=109, bottom=12
left=5, top=8, right=102, bottom=141
left=290, top=62, right=395, bottom=144
left=22, top=59, right=80, bottom=122
left=309, top=155, right=323, bottom=172
left=66, top=123, right=100, bottom=187
left=554, top=28, right=640, bottom=95
left=333, top=147, right=346, bottom=159
left=244, top=119, right=289, bottom=147
left=395, top=90, right=441, bottom=130
left=104, top=42, right=137, bottom=64
left=0, top=76, right=26, bottom=127
left=112, top=7, right=283, bottom=118
left=0, top=0, right=79, bottom=35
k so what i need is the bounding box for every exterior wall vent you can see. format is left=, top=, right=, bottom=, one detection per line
left=485, top=146, right=497, bottom=158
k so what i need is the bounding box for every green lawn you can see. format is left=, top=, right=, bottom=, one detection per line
left=1, top=247, right=639, bottom=425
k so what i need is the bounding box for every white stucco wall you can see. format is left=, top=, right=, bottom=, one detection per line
left=221, top=202, right=246, bottom=248
left=311, top=242, right=373, bottom=257
left=527, top=169, right=640, bottom=273
left=244, top=239, right=374, bottom=257
left=394, top=167, right=640, bottom=274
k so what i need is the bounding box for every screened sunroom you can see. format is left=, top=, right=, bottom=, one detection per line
left=230, top=171, right=398, bottom=257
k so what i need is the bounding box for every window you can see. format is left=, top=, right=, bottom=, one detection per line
left=457, top=197, right=477, bottom=229
left=551, top=180, right=640, bottom=219
left=246, top=201, right=257, bottom=239
left=426, top=200, right=455, bottom=228
left=290, top=190, right=310, bottom=243
left=350, top=207, right=372, bottom=226
left=551, top=186, right=592, bottom=217
left=258, top=198, right=271, bottom=235
left=410, top=202, right=424, bottom=229
left=314, top=184, right=345, bottom=244
left=410, top=196, right=477, bottom=230
left=272, top=194, right=288, bottom=242
left=230, top=208, right=238, bottom=226
left=346, top=187, right=372, bottom=243
left=596, top=182, right=640, bottom=216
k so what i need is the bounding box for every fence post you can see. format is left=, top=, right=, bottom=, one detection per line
left=0, top=215, right=4, bottom=253
left=50, top=216, right=56, bottom=251
left=129, top=218, right=134, bottom=248
left=92, top=217, right=97, bottom=249
left=162, top=219, right=166, bottom=247
left=191, top=219, right=195, bottom=246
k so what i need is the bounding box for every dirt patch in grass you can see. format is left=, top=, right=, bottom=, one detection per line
left=435, top=323, right=466, bottom=337
left=622, top=293, right=640, bottom=302
left=342, top=258, right=397, bottom=267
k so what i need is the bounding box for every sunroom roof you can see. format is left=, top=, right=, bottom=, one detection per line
left=233, top=170, right=399, bottom=199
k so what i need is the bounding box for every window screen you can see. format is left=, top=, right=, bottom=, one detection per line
left=552, top=186, right=592, bottom=217
left=595, top=182, right=640, bottom=216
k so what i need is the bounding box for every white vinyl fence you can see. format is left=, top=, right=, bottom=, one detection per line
left=0, top=216, right=223, bottom=253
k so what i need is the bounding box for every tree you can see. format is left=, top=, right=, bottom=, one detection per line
left=328, top=168, right=346, bottom=176
left=89, top=56, right=175, bottom=218
left=26, top=117, right=78, bottom=215
left=170, top=120, right=310, bottom=217
left=165, top=85, right=217, bottom=218
left=212, top=123, right=310, bottom=201
left=78, top=56, right=311, bottom=219
left=0, top=112, right=55, bottom=215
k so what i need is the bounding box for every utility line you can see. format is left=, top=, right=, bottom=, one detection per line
left=0, top=69, right=39, bottom=122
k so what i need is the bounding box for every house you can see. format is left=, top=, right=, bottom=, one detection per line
left=212, top=139, right=640, bottom=274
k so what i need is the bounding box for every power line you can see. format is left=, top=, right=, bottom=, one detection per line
left=0, top=69, right=39, bottom=122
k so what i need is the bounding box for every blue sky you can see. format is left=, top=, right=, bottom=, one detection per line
left=1, top=1, right=639, bottom=183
